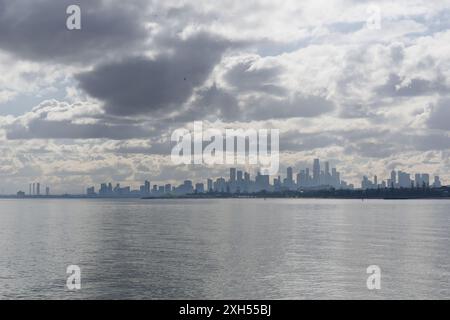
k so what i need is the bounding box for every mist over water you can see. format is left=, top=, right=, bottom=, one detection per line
left=0, top=198, right=449, bottom=299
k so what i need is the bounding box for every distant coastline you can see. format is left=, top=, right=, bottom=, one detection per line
left=2, top=186, right=450, bottom=200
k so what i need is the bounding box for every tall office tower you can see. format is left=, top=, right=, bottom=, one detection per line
left=331, top=168, right=338, bottom=187
left=305, top=168, right=310, bottom=185
left=324, top=162, right=330, bottom=185
left=244, top=172, right=250, bottom=182
left=207, top=179, right=213, bottom=192
left=237, top=170, right=243, bottom=182
left=255, top=174, right=270, bottom=192
left=29, top=184, right=32, bottom=195
left=361, top=176, right=370, bottom=189
left=374, top=175, right=378, bottom=186
left=99, top=183, right=107, bottom=194
left=313, top=159, right=320, bottom=185
left=296, top=173, right=302, bottom=187
left=433, top=176, right=441, bottom=188
left=36, top=183, right=40, bottom=196
left=398, top=171, right=411, bottom=188
left=422, top=174, right=430, bottom=187
left=195, top=183, right=205, bottom=193
left=152, top=185, right=158, bottom=193
left=32, top=183, right=35, bottom=195
left=230, top=168, right=236, bottom=183
left=164, top=184, right=172, bottom=194
left=145, top=180, right=151, bottom=194
left=215, top=177, right=226, bottom=192
left=45, top=187, right=50, bottom=196
left=415, top=174, right=422, bottom=188
left=391, top=170, right=397, bottom=187
left=108, top=183, right=113, bottom=193
left=286, top=167, right=293, bottom=187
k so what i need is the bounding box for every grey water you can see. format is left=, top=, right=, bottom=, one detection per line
left=0, top=198, right=449, bottom=300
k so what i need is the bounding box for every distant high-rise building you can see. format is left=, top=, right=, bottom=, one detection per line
left=286, top=167, right=293, bottom=188
left=45, top=186, right=50, bottom=196
left=237, top=170, right=243, bottom=182
left=165, top=184, right=172, bottom=194
left=324, top=162, right=330, bottom=185
left=255, top=173, right=270, bottom=192
left=32, top=183, right=35, bottom=195
left=433, top=176, right=442, bottom=188
left=87, top=187, right=95, bottom=195
left=207, top=179, right=213, bottom=192
left=398, top=171, right=411, bottom=188
left=195, top=183, right=205, bottom=193
left=415, top=174, right=422, bottom=188
left=422, top=174, right=430, bottom=187
left=230, top=168, right=236, bottom=183
left=391, top=170, right=397, bottom=187
left=145, top=180, right=151, bottom=194
left=36, top=183, right=40, bottom=196
left=313, top=159, right=320, bottom=185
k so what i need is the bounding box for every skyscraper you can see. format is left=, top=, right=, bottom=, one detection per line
left=422, top=174, right=430, bottom=187
left=36, top=183, right=40, bottom=196
left=286, top=167, right=293, bottom=188
left=391, top=170, right=397, bottom=187
left=207, top=179, right=213, bottom=192
left=313, top=159, right=320, bottom=185
left=230, top=168, right=236, bottom=183
left=237, top=170, right=243, bottom=182
left=415, top=174, right=422, bottom=188
left=433, top=176, right=442, bottom=188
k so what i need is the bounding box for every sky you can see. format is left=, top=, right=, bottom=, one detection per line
left=1, top=0, right=450, bottom=194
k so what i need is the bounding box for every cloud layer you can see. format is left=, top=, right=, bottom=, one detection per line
left=1, top=0, right=450, bottom=193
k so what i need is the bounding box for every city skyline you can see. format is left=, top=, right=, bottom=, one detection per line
left=9, top=158, right=446, bottom=197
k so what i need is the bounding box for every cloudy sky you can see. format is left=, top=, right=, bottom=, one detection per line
left=1, top=0, right=450, bottom=193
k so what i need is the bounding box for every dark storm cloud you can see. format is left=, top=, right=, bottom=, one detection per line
left=174, top=84, right=241, bottom=122
left=176, top=86, right=335, bottom=123
left=224, top=59, right=286, bottom=96
left=0, top=0, right=148, bottom=63
left=77, top=33, right=231, bottom=116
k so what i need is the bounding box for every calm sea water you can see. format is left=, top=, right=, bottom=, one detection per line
left=0, top=198, right=449, bottom=299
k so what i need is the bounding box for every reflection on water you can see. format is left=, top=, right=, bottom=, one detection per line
left=0, top=198, right=449, bottom=299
